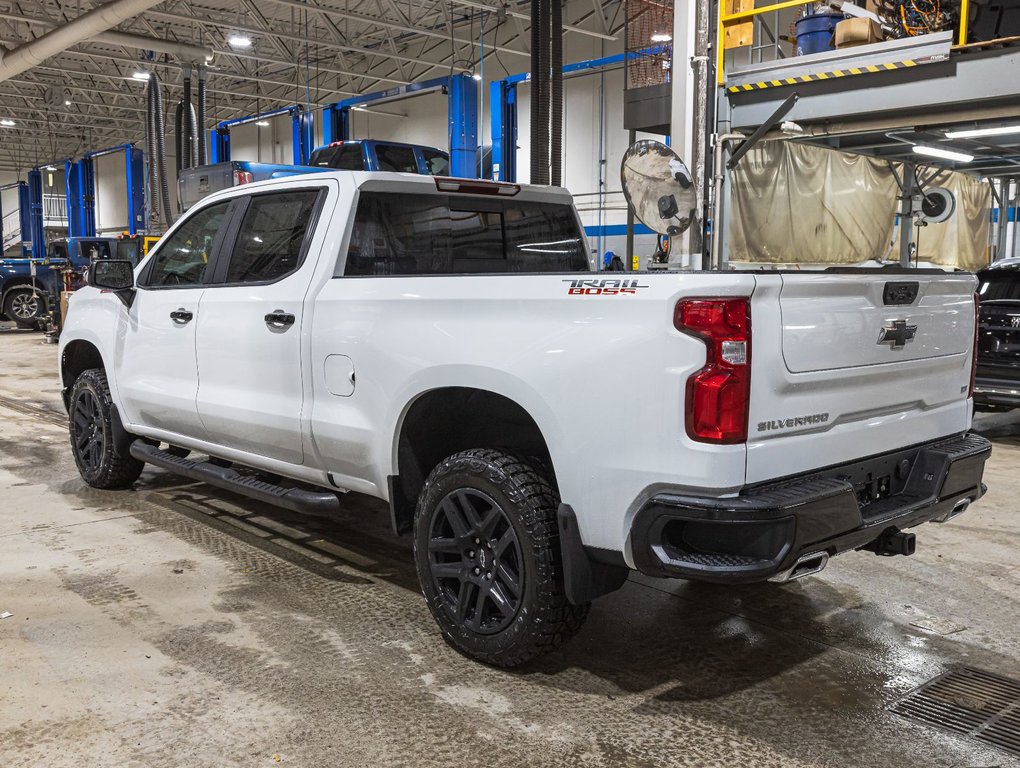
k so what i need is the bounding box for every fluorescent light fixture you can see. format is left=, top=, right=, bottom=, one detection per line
left=471, top=72, right=482, bottom=81
left=45, top=165, right=57, bottom=171
left=944, top=124, right=1020, bottom=139
left=132, top=70, right=150, bottom=80
left=255, top=120, right=270, bottom=127
left=651, top=32, right=672, bottom=42
left=0, top=119, right=15, bottom=127
left=912, top=144, right=974, bottom=163
left=228, top=34, right=252, bottom=48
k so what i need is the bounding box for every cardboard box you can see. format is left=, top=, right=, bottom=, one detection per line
left=835, top=17, right=883, bottom=48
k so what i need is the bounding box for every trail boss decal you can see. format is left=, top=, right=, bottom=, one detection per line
left=757, top=412, right=830, bottom=433
left=564, top=278, right=649, bottom=296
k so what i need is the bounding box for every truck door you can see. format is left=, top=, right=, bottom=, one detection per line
left=194, top=185, right=330, bottom=465
left=116, top=201, right=231, bottom=439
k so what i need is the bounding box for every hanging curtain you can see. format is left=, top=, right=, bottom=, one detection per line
left=728, top=141, right=991, bottom=269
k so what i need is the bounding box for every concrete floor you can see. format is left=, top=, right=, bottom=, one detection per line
left=1, top=326, right=1019, bottom=768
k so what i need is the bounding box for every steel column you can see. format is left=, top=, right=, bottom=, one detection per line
left=448, top=73, right=479, bottom=178
left=26, top=168, right=44, bottom=258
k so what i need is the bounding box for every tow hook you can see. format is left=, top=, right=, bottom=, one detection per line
left=860, top=528, right=916, bottom=557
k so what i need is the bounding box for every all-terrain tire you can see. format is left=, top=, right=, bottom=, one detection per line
left=3, top=287, right=45, bottom=329
left=68, top=368, right=144, bottom=489
left=413, top=448, right=590, bottom=667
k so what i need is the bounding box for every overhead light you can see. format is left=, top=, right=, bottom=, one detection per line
left=0, top=119, right=15, bottom=127
left=651, top=33, right=672, bottom=42
left=132, top=70, right=150, bottom=80
left=471, top=72, right=482, bottom=81
left=912, top=144, right=974, bottom=163
left=64, top=99, right=72, bottom=106
left=944, top=124, right=1020, bottom=139
left=228, top=34, right=252, bottom=48
left=255, top=120, right=270, bottom=127
left=45, top=165, right=57, bottom=171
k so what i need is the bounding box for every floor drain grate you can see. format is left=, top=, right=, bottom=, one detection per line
left=890, top=667, right=1020, bottom=758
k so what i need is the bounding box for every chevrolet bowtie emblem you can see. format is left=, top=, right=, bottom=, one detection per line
left=878, top=319, right=918, bottom=349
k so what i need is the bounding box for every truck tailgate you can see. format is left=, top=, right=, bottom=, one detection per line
left=745, top=271, right=977, bottom=486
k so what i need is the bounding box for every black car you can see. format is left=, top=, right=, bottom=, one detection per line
left=975, top=258, right=1020, bottom=409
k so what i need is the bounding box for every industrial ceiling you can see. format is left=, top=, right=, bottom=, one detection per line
left=0, top=0, right=624, bottom=171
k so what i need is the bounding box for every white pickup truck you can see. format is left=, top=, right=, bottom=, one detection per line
left=58, top=171, right=990, bottom=667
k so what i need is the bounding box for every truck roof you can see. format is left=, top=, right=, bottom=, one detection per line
left=200, top=170, right=576, bottom=206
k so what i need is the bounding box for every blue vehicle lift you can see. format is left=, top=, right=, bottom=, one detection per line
left=26, top=167, right=45, bottom=258
left=66, top=144, right=144, bottom=238
left=490, top=48, right=667, bottom=183
left=210, top=106, right=315, bottom=166
left=321, top=73, right=479, bottom=178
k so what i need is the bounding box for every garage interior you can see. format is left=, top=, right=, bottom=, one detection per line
left=3, top=0, right=1020, bottom=766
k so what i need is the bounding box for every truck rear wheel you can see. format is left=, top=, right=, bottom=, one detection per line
left=68, top=369, right=144, bottom=489
left=413, top=448, right=590, bottom=667
left=3, top=287, right=45, bottom=329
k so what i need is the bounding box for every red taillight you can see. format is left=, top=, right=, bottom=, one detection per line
left=970, top=291, right=979, bottom=398
left=233, top=169, right=254, bottom=186
left=676, top=297, right=751, bottom=444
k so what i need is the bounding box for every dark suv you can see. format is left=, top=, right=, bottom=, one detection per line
left=975, top=258, right=1020, bottom=409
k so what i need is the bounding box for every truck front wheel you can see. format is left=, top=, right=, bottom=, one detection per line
left=413, top=448, right=590, bottom=667
left=68, top=369, right=144, bottom=489
left=3, top=287, right=45, bottom=329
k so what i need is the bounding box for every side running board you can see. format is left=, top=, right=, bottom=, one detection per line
left=129, top=441, right=341, bottom=517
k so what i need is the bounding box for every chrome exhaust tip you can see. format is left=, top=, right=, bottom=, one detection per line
left=769, top=551, right=829, bottom=584
left=932, top=497, right=973, bottom=524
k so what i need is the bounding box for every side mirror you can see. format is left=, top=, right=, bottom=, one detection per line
left=88, top=259, right=136, bottom=307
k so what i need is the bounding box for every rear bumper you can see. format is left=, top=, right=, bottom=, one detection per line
left=973, top=376, right=1020, bottom=408
left=630, top=433, right=990, bottom=584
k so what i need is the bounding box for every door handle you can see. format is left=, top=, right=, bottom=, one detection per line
left=265, top=310, right=296, bottom=329
left=170, top=308, right=193, bottom=324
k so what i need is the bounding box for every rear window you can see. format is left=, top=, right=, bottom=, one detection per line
left=374, top=144, right=418, bottom=173
left=978, top=271, right=1020, bottom=301
left=309, top=144, right=364, bottom=170
left=341, top=191, right=589, bottom=276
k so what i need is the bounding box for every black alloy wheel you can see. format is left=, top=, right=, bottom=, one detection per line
left=413, top=449, right=590, bottom=667
left=427, top=488, right=524, bottom=635
left=67, top=368, right=144, bottom=489
left=72, top=388, right=106, bottom=473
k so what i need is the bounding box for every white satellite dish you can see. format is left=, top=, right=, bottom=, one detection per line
left=620, top=140, right=696, bottom=237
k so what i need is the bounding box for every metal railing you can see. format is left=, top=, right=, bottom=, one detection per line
left=717, top=0, right=973, bottom=84
left=42, top=193, right=67, bottom=224
left=2, top=209, right=20, bottom=249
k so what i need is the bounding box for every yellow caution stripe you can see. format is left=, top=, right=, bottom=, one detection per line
left=727, top=59, right=918, bottom=92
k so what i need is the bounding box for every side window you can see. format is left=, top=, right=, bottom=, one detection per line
left=223, top=190, right=320, bottom=284
left=375, top=144, right=418, bottom=173
left=343, top=192, right=451, bottom=276
left=422, top=150, right=450, bottom=176
left=144, top=202, right=228, bottom=287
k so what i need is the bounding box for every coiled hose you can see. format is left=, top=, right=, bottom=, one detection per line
left=197, top=66, right=208, bottom=165
left=550, top=0, right=563, bottom=187
left=147, top=73, right=174, bottom=227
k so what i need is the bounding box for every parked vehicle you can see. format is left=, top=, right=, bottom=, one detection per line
left=59, top=172, right=990, bottom=666
left=307, top=139, right=449, bottom=176
left=1, top=237, right=118, bottom=329
left=178, top=140, right=449, bottom=211
left=974, top=257, right=1020, bottom=409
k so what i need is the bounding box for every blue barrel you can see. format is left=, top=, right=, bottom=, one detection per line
left=795, top=12, right=843, bottom=55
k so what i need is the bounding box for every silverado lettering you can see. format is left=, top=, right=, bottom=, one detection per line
left=757, top=413, right=830, bottom=432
